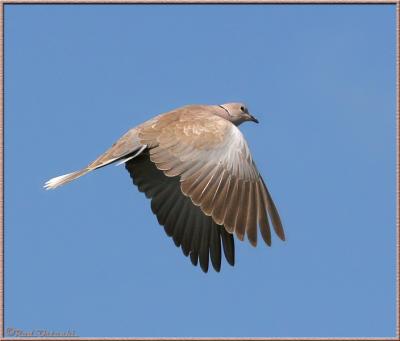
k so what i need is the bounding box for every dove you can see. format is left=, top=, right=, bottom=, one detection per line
left=44, top=103, right=285, bottom=272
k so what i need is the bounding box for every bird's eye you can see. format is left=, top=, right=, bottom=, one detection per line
left=240, top=106, right=245, bottom=112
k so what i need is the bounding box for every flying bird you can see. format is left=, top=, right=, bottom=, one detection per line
left=44, top=103, right=285, bottom=272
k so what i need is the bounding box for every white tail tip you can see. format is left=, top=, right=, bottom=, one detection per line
left=44, top=170, right=86, bottom=190
left=44, top=173, right=74, bottom=190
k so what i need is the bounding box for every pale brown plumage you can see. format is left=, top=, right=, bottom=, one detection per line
left=44, top=103, right=285, bottom=272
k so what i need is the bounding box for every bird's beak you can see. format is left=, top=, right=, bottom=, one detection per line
left=248, top=114, right=259, bottom=124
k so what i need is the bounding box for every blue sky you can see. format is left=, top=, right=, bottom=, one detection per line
left=5, top=4, right=396, bottom=338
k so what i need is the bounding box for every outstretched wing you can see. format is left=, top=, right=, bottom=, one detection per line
left=126, top=152, right=235, bottom=272
left=137, top=108, right=285, bottom=247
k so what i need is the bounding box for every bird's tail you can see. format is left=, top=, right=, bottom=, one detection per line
left=44, top=168, right=91, bottom=190
left=44, top=135, right=147, bottom=190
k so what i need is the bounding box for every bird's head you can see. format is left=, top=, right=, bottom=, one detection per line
left=215, top=103, right=259, bottom=126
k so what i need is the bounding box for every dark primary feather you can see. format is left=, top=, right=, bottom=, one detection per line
left=125, top=151, right=235, bottom=272
left=209, top=222, right=222, bottom=272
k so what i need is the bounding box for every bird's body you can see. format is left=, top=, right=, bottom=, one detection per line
left=45, top=103, right=285, bottom=272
